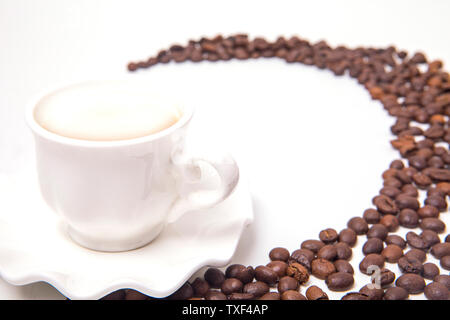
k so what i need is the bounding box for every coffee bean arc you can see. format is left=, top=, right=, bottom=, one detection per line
left=112, top=34, right=450, bottom=300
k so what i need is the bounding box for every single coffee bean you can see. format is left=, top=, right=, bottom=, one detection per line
left=380, top=215, right=399, bottom=232
left=420, top=218, right=446, bottom=233
left=221, top=278, right=243, bottom=295
left=311, top=258, right=336, bottom=280
left=412, top=172, right=432, bottom=188
left=228, top=292, right=254, bottom=300
left=225, top=264, right=244, bottom=278
left=317, top=244, right=337, bottom=261
left=362, top=209, right=381, bottom=224
left=383, top=287, right=409, bottom=300
left=422, top=263, right=440, bottom=280
left=431, top=242, right=450, bottom=259
left=380, top=186, right=401, bottom=198
left=204, top=268, right=226, bottom=288
left=259, top=292, right=280, bottom=300
left=290, top=248, right=314, bottom=270
left=404, top=249, right=426, bottom=263
left=334, top=242, right=352, bottom=260
left=254, top=266, right=278, bottom=286
left=398, top=209, right=419, bottom=228
left=396, top=273, right=426, bottom=294
left=305, top=285, right=329, bottom=300
left=168, top=282, right=194, bottom=300
left=417, top=205, right=440, bottom=219
left=398, top=256, right=424, bottom=274
left=406, top=231, right=428, bottom=250
left=301, top=239, right=325, bottom=253
left=338, top=228, right=357, bottom=247
left=421, top=230, right=441, bottom=247
left=286, top=262, right=309, bottom=284
left=341, top=292, right=369, bottom=300
left=381, top=244, right=403, bottom=263
left=402, top=184, right=419, bottom=197
left=242, top=281, right=269, bottom=298
left=425, top=196, right=447, bottom=211
left=383, top=177, right=402, bottom=189
left=319, top=228, right=338, bottom=244
left=366, top=224, right=388, bottom=240
left=424, top=282, right=449, bottom=300
left=277, top=276, right=299, bottom=293
left=390, top=160, right=404, bottom=169
left=363, top=238, right=384, bottom=255
left=281, top=290, right=307, bottom=300
left=373, top=195, right=398, bottom=215
left=385, top=235, right=406, bottom=249
left=359, top=284, right=384, bottom=300
left=395, top=194, right=420, bottom=210
left=434, top=275, right=450, bottom=290
left=269, top=247, right=290, bottom=262
left=359, top=254, right=385, bottom=274
left=440, top=255, right=450, bottom=270
left=326, top=272, right=354, bottom=291
left=378, top=268, right=396, bottom=287
left=347, top=217, right=369, bottom=235
left=334, top=259, right=354, bottom=274
left=266, top=261, right=288, bottom=278
left=191, top=277, right=210, bottom=297
left=204, top=290, right=227, bottom=300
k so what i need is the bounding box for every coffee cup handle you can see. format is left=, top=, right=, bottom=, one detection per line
left=167, top=149, right=239, bottom=224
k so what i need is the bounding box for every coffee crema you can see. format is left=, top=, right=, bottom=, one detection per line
left=34, top=81, right=183, bottom=141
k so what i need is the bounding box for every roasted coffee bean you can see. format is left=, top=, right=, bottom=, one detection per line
left=259, top=292, right=280, bottom=300
left=125, top=289, right=149, bottom=300
left=421, top=230, right=441, bottom=247
left=341, top=292, right=369, bottom=300
left=422, top=263, right=440, bottom=280
left=408, top=155, right=428, bottom=170
left=242, top=281, right=269, bottom=298
left=431, top=242, right=450, bottom=259
left=335, top=242, right=352, bottom=260
left=359, top=285, right=384, bottom=300
left=359, top=254, right=385, bottom=274
left=266, top=261, right=288, bottom=278
left=404, top=249, right=427, bottom=263
left=366, top=224, right=388, bottom=240
left=269, top=247, right=290, bottom=262
left=412, top=172, right=432, bottom=188
left=221, top=278, right=243, bottom=295
left=380, top=186, right=401, bottom=198
left=191, top=277, right=210, bottom=297
left=425, top=196, right=447, bottom=211
left=280, top=290, right=307, bottom=300
left=317, top=244, right=337, bottom=261
left=319, top=228, right=338, bottom=244
left=326, top=272, right=354, bottom=291
left=301, top=239, right=325, bottom=253
left=290, top=248, right=314, bottom=269
left=441, top=255, right=450, bottom=270
left=424, top=282, right=449, bottom=300
left=446, top=234, right=450, bottom=243
left=311, top=258, right=336, bottom=280
left=385, top=235, right=407, bottom=249
left=347, top=217, right=369, bottom=235
left=383, top=177, right=402, bottom=189
left=434, top=275, right=450, bottom=290
left=381, top=245, right=403, bottom=263
left=398, top=256, right=424, bottom=274
left=418, top=205, right=440, bottom=219
left=204, top=290, right=227, bottom=300
left=168, top=282, right=194, bottom=300
left=378, top=268, right=396, bottom=287
left=363, top=238, right=384, bottom=255
left=362, top=209, right=381, bottom=224
left=373, top=195, right=398, bottom=215
left=398, top=209, right=419, bottom=228
left=420, top=218, right=446, bottom=233
left=101, top=290, right=126, bottom=300
left=204, top=268, right=226, bottom=288
left=402, top=184, right=419, bottom=197
left=277, top=276, right=299, bottom=293
left=383, top=287, right=409, bottom=300
left=406, top=231, right=428, bottom=250
left=395, top=194, right=420, bottom=210
left=338, top=228, right=357, bottom=247
left=254, top=266, right=278, bottom=286
left=390, top=160, right=404, bottom=169
left=396, top=273, right=426, bottom=294
left=426, top=167, right=450, bottom=182
left=286, top=262, right=309, bottom=284
left=228, top=292, right=254, bottom=300
left=334, top=259, right=354, bottom=274
left=380, top=215, right=399, bottom=232
left=225, top=265, right=254, bottom=284
left=305, top=285, right=329, bottom=300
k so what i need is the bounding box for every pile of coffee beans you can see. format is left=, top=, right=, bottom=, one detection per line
left=105, top=34, right=450, bottom=300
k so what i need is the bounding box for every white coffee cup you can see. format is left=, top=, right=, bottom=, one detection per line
left=25, top=80, right=239, bottom=252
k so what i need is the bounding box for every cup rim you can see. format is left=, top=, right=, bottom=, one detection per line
left=25, top=79, right=194, bottom=148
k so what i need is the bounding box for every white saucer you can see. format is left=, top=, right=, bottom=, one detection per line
left=0, top=160, right=253, bottom=299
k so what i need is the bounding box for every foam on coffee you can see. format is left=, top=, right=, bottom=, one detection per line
left=34, top=81, right=183, bottom=141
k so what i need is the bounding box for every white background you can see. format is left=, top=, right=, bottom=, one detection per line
left=0, top=0, right=449, bottom=299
